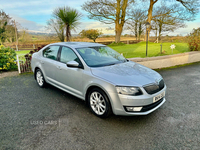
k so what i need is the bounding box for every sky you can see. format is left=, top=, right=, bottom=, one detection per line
left=0, top=0, right=200, bottom=36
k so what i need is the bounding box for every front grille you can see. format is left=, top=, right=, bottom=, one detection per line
left=143, top=79, right=165, bottom=95
left=123, top=98, right=164, bottom=113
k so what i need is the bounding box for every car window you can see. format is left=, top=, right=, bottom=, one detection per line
left=60, top=47, right=81, bottom=64
left=43, top=46, right=60, bottom=60
left=76, top=46, right=127, bottom=67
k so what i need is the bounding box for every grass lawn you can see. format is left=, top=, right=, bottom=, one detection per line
left=15, top=50, right=31, bottom=57
left=14, top=42, right=189, bottom=59
left=15, top=50, right=31, bottom=62
left=108, top=42, right=189, bottom=58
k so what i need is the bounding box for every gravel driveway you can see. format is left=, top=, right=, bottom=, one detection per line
left=0, top=63, right=200, bottom=150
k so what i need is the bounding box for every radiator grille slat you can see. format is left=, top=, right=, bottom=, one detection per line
left=144, top=79, right=165, bottom=95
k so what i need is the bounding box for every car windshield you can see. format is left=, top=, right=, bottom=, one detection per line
left=76, top=46, right=127, bottom=67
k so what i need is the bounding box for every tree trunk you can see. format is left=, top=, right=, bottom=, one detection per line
left=115, top=21, right=123, bottom=43
left=158, top=26, right=162, bottom=41
left=138, top=22, right=142, bottom=41
left=147, top=0, right=154, bottom=30
left=145, top=0, right=158, bottom=41
left=135, top=22, right=138, bottom=40
left=114, top=0, right=128, bottom=43
left=155, top=27, right=157, bottom=39
left=66, top=26, right=68, bottom=42
left=66, top=24, right=70, bottom=42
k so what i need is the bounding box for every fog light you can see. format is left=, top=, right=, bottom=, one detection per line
left=126, top=107, right=142, bottom=112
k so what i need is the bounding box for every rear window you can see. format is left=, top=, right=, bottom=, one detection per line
left=43, top=46, right=60, bottom=60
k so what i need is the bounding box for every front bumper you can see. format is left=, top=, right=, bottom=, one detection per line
left=109, top=85, right=167, bottom=116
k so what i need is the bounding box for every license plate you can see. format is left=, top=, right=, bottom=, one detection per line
left=153, top=91, right=165, bottom=103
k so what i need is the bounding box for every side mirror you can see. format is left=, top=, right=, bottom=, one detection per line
left=67, top=61, right=82, bottom=68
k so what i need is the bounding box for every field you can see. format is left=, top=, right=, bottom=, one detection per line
left=16, top=50, right=31, bottom=57
left=109, top=42, right=189, bottom=58
left=73, top=36, right=139, bottom=42
left=15, top=42, right=189, bottom=59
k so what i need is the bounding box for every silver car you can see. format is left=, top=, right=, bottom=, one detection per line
left=31, top=42, right=166, bottom=118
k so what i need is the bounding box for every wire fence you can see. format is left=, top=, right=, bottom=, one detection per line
left=16, top=55, right=32, bottom=73
left=16, top=45, right=46, bottom=74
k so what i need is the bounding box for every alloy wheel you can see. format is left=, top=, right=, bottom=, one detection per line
left=90, top=91, right=106, bottom=115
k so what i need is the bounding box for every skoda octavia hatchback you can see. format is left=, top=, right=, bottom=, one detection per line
left=31, top=42, right=166, bottom=118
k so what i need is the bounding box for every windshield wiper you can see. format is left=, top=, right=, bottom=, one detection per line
left=107, top=63, right=116, bottom=66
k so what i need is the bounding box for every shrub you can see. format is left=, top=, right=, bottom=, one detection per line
left=188, top=28, right=200, bottom=51
left=0, top=45, right=17, bottom=71
left=79, top=29, right=103, bottom=42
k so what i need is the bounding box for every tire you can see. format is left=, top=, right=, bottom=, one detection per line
left=88, top=88, right=112, bottom=118
left=35, top=69, right=46, bottom=88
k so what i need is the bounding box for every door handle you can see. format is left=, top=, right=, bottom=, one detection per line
left=40, top=61, right=44, bottom=64
left=57, top=66, right=61, bottom=70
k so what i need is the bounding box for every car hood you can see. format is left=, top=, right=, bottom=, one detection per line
left=91, top=61, right=162, bottom=86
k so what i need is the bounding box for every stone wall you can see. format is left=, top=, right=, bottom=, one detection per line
left=129, top=51, right=200, bottom=69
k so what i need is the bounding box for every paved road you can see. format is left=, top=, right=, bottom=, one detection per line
left=0, top=63, right=200, bottom=150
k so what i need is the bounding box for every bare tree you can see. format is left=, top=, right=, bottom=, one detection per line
left=18, top=28, right=32, bottom=43
left=151, top=3, right=191, bottom=40
left=126, top=9, right=147, bottom=40
left=82, top=0, right=134, bottom=43
left=47, top=18, right=65, bottom=42
left=145, top=0, right=199, bottom=33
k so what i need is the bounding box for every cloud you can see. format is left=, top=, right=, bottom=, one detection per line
left=0, top=0, right=88, bottom=32
left=1, top=0, right=199, bottom=36
left=0, top=0, right=84, bottom=16
left=10, top=14, right=46, bottom=32
left=12, top=14, right=116, bottom=35
left=0, top=1, right=42, bottom=9
left=74, top=21, right=115, bottom=35
left=165, top=22, right=200, bottom=36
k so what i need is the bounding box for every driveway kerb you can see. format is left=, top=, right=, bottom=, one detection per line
left=129, top=51, right=200, bottom=69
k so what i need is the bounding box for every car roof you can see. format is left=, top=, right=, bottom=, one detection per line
left=50, top=42, right=105, bottom=49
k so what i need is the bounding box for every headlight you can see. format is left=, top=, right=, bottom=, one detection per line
left=116, top=86, right=143, bottom=96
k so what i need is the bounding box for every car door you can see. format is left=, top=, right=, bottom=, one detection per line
left=41, top=45, right=60, bottom=84
left=55, top=46, right=84, bottom=97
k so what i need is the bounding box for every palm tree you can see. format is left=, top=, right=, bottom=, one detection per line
left=53, top=6, right=81, bottom=42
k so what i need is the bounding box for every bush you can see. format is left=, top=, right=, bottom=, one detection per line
left=79, top=29, right=103, bottom=42
left=188, top=28, right=200, bottom=51
left=0, top=45, right=17, bottom=71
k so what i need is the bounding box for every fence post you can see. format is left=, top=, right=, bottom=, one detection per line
left=33, top=44, right=35, bottom=49
left=17, top=55, right=21, bottom=74
left=16, top=45, right=18, bottom=51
